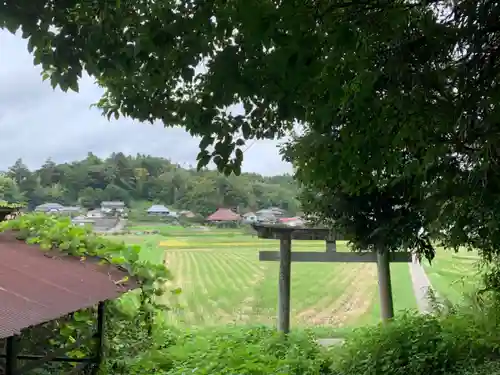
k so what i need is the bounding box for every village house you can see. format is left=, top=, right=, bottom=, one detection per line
left=58, top=206, right=83, bottom=216
left=71, top=215, right=95, bottom=227
left=278, top=216, right=305, bottom=227
left=242, top=212, right=258, bottom=223
left=207, top=208, right=241, bottom=225
left=179, top=210, right=195, bottom=218
left=256, top=207, right=287, bottom=218
left=86, top=209, right=105, bottom=218
left=100, top=201, right=126, bottom=215
left=34, top=202, right=65, bottom=213
left=147, top=204, right=170, bottom=216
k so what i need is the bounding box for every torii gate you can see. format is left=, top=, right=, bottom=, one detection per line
left=252, top=223, right=412, bottom=333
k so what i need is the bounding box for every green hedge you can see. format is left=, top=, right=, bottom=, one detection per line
left=452, top=362, right=500, bottom=375
left=100, top=295, right=500, bottom=374
left=167, top=306, right=500, bottom=375
left=101, top=308, right=500, bottom=374
left=163, top=326, right=331, bottom=375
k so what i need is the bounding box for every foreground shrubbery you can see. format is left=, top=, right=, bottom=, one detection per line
left=11, top=215, right=500, bottom=374
left=455, top=362, right=500, bottom=375
left=329, top=308, right=500, bottom=375
left=101, top=292, right=500, bottom=375
left=105, top=325, right=331, bottom=374
left=165, top=326, right=330, bottom=374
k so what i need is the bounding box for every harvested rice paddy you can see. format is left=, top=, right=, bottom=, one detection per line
left=111, top=224, right=418, bottom=332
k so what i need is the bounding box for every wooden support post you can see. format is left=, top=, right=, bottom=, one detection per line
left=5, top=336, right=18, bottom=375
left=377, top=250, right=394, bottom=321
left=278, top=233, right=292, bottom=333
left=254, top=223, right=408, bottom=330
left=92, top=301, right=106, bottom=375
left=326, top=230, right=336, bottom=252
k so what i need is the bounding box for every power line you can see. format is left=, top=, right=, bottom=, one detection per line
left=242, top=140, right=256, bottom=154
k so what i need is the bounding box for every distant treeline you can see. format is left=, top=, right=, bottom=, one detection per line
left=0, top=153, right=300, bottom=216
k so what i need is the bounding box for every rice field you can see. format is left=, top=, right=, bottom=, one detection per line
left=111, top=224, right=418, bottom=333
left=422, top=249, right=482, bottom=305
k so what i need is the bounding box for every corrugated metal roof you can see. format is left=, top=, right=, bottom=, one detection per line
left=36, top=203, right=64, bottom=208
left=101, top=201, right=125, bottom=207
left=34, top=203, right=65, bottom=211
left=0, top=231, right=138, bottom=339
left=147, top=204, right=170, bottom=213
left=59, top=206, right=82, bottom=212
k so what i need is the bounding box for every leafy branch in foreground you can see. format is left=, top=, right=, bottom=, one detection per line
left=0, top=213, right=174, bottom=367
left=0, top=213, right=172, bottom=298
left=0, top=0, right=436, bottom=175
left=3, top=1, right=500, bottom=260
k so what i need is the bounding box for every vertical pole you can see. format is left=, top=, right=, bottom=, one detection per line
left=326, top=230, right=337, bottom=252
left=377, top=250, right=394, bottom=321
left=92, top=301, right=106, bottom=375
left=5, top=336, right=18, bottom=375
left=278, top=232, right=292, bottom=333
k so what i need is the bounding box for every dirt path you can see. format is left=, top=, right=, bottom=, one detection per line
left=409, top=253, right=434, bottom=314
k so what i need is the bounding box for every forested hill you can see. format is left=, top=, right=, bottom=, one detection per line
left=0, top=153, right=300, bottom=216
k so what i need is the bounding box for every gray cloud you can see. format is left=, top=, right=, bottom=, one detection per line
left=0, top=31, right=292, bottom=176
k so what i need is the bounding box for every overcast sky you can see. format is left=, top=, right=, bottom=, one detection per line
left=0, top=31, right=292, bottom=176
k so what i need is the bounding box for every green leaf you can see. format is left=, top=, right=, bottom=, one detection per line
left=196, top=152, right=211, bottom=170
left=233, top=163, right=241, bottom=176
left=3, top=18, right=19, bottom=34
left=235, top=148, right=243, bottom=161
left=242, top=123, right=251, bottom=139
left=199, top=136, right=214, bottom=150
left=287, top=52, right=299, bottom=68
left=69, top=80, right=79, bottom=93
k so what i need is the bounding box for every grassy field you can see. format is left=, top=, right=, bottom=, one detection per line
left=422, top=249, right=482, bottom=305
left=110, top=223, right=418, bottom=334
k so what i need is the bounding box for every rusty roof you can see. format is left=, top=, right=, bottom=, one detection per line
left=0, top=231, right=138, bottom=338
left=207, top=208, right=241, bottom=221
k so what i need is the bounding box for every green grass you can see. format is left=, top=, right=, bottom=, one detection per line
left=423, top=249, right=482, bottom=304
left=128, top=224, right=183, bottom=231
left=110, top=224, right=418, bottom=336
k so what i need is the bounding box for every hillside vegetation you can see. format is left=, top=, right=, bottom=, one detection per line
left=0, top=154, right=299, bottom=216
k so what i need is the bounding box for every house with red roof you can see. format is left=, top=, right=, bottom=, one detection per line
left=278, top=216, right=305, bottom=227
left=206, top=208, right=241, bottom=223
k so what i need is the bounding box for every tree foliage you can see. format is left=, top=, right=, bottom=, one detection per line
left=0, top=213, right=172, bottom=373
left=1, top=154, right=299, bottom=216
left=2, top=1, right=499, bottom=258
left=283, top=0, right=500, bottom=259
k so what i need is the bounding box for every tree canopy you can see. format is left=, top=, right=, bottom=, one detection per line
left=1, top=154, right=299, bottom=216
left=1, top=1, right=499, bottom=258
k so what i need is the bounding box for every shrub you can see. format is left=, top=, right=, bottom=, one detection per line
left=450, top=361, right=500, bottom=375
left=329, top=307, right=500, bottom=375
left=161, top=326, right=331, bottom=375
left=102, top=307, right=179, bottom=375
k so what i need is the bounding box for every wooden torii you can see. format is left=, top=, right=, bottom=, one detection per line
left=252, top=223, right=412, bottom=333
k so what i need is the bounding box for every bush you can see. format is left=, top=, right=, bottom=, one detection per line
left=454, top=361, right=500, bottom=375
left=329, top=307, right=500, bottom=375
left=161, top=326, right=331, bottom=375
left=178, top=213, right=205, bottom=225
left=102, top=306, right=179, bottom=375
left=99, top=300, right=500, bottom=375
